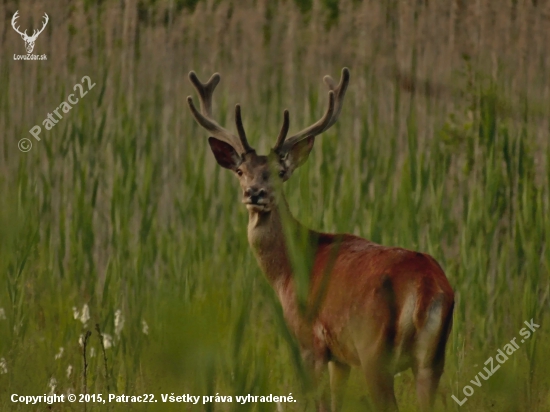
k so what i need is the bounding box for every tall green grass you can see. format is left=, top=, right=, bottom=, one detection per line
left=0, top=0, right=549, bottom=411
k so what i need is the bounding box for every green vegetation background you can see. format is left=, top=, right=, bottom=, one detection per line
left=0, top=0, right=549, bottom=410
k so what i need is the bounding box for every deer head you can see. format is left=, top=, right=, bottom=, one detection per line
left=187, top=68, right=350, bottom=213
left=12, top=11, right=49, bottom=54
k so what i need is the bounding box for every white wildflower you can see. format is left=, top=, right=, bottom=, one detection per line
left=78, top=334, right=84, bottom=347
left=142, top=320, right=149, bottom=335
left=79, top=304, right=90, bottom=325
left=73, top=304, right=90, bottom=325
left=0, top=308, right=6, bottom=320
left=114, top=309, right=124, bottom=338
left=90, top=347, right=95, bottom=358
left=0, top=358, right=7, bottom=374
left=66, top=365, right=73, bottom=378
left=102, top=333, right=113, bottom=349
left=54, top=347, right=64, bottom=360
left=48, top=377, right=57, bottom=395
left=13, top=319, right=23, bottom=333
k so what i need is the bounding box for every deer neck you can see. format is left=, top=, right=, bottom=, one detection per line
left=247, top=194, right=306, bottom=289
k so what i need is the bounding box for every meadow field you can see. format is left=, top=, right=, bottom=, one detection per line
left=0, top=0, right=549, bottom=410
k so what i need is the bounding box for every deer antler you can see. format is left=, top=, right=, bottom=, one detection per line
left=274, top=67, right=350, bottom=154
left=11, top=11, right=49, bottom=40
left=29, top=13, right=49, bottom=40
left=11, top=11, right=27, bottom=37
left=187, top=72, right=254, bottom=154
left=274, top=110, right=290, bottom=150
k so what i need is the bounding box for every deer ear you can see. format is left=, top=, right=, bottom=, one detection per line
left=208, top=137, right=242, bottom=170
left=283, top=135, right=315, bottom=173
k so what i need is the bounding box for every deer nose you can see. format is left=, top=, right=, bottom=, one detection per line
left=245, top=187, right=266, bottom=203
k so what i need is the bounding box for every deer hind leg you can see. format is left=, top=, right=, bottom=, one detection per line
left=301, top=349, right=331, bottom=412
left=358, top=345, right=398, bottom=411
left=328, top=360, right=350, bottom=412
left=412, top=364, right=443, bottom=412
left=356, top=275, right=399, bottom=411
left=413, top=297, right=454, bottom=411
left=361, top=357, right=398, bottom=412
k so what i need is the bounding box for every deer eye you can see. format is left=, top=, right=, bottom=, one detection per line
left=236, top=169, right=243, bottom=176
left=278, top=170, right=285, bottom=178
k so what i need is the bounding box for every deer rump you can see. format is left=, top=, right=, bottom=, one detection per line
left=276, top=233, right=454, bottom=375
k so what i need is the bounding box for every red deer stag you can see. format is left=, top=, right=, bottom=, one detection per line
left=187, top=68, right=454, bottom=412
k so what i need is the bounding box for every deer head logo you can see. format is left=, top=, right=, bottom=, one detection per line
left=11, top=10, right=49, bottom=54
